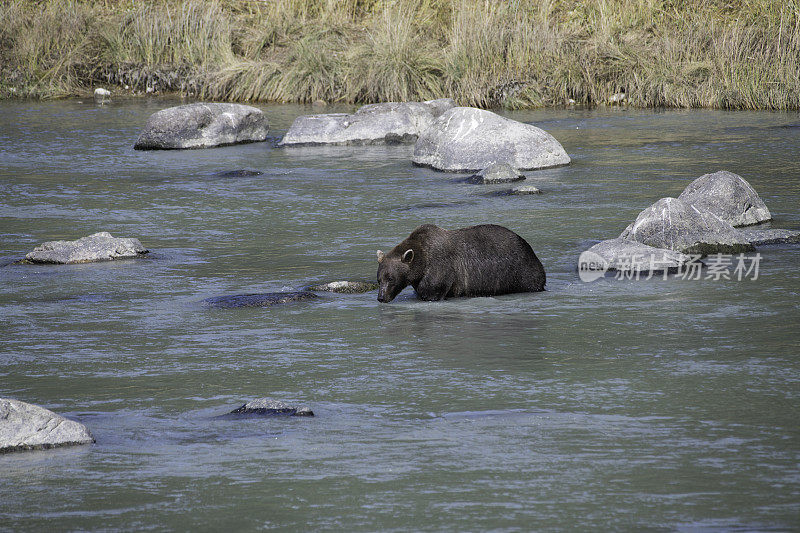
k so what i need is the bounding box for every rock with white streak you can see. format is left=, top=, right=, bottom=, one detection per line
left=619, top=197, right=754, bottom=254
left=25, top=232, right=148, bottom=264
left=412, top=107, right=570, bottom=172
left=678, top=170, right=772, bottom=227
left=0, top=398, right=95, bottom=453
left=134, top=103, right=269, bottom=150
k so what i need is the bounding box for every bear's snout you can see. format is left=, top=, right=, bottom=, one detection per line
left=377, top=286, right=390, bottom=303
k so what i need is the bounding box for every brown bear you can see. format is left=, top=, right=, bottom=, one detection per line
left=376, top=224, right=545, bottom=303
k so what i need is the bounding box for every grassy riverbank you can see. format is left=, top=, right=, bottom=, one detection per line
left=1, top=0, right=799, bottom=109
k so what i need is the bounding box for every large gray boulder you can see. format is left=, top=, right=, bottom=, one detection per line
left=0, top=399, right=94, bottom=453
left=620, top=197, right=754, bottom=254
left=678, top=171, right=772, bottom=227
left=412, top=107, right=570, bottom=172
left=25, top=232, right=148, bottom=264
left=279, top=99, right=455, bottom=146
left=134, top=103, right=269, bottom=150
left=581, top=238, right=691, bottom=274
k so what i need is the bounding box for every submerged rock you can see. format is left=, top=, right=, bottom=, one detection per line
left=412, top=107, right=570, bottom=172
left=581, top=238, right=690, bottom=273
left=509, top=185, right=543, bottom=195
left=279, top=99, right=455, bottom=146
left=739, top=228, right=800, bottom=246
left=214, top=169, right=263, bottom=178
left=678, top=170, right=772, bottom=227
left=25, top=232, right=148, bottom=264
left=203, top=291, right=318, bottom=309
left=228, top=398, right=314, bottom=417
left=465, top=163, right=525, bottom=184
left=0, top=398, right=95, bottom=453
left=307, top=281, right=378, bottom=294
left=620, top=197, right=754, bottom=254
left=134, top=103, right=269, bottom=150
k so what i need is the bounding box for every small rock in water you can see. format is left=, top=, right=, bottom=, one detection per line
left=0, top=398, right=95, bottom=453
left=203, top=291, right=318, bottom=309
left=25, top=232, right=148, bottom=264
left=465, top=163, right=525, bottom=184
left=509, top=185, right=542, bottom=195
left=307, top=281, right=378, bottom=294
left=93, top=88, right=111, bottom=104
left=214, top=169, right=263, bottom=178
left=229, top=398, right=314, bottom=417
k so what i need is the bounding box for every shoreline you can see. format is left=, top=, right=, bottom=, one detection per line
left=2, top=0, right=799, bottom=110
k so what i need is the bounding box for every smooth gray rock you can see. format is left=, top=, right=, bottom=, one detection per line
left=582, top=238, right=690, bottom=273
left=229, top=398, right=314, bottom=417
left=412, top=107, right=570, bottom=172
left=466, top=163, right=525, bottom=184
left=678, top=170, right=772, bottom=227
left=25, top=232, right=148, bottom=264
left=279, top=99, right=455, bottom=146
left=203, top=291, right=318, bottom=309
left=739, top=228, right=800, bottom=245
left=0, top=398, right=94, bottom=453
left=620, top=197, right=755, bottom=254
left=307, top=281, right=378, bottom=294
left=134, top=103, right=269, bottom=150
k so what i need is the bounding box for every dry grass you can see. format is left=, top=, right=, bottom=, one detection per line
left=1, top=0, right=799, bottom=109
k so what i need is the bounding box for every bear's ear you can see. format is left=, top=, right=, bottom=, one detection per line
left=402, top=249, right=414, bottom=263
left=376, top=250, right=385, bottom=263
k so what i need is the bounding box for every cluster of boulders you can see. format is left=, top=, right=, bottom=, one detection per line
left=581, top=171, right=800, bottom=276
left=132, top=100, right=569, bottom=194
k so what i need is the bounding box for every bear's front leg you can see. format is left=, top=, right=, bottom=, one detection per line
left=414, top=277, right=452, bottom=301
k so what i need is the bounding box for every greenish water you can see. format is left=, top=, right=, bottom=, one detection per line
left=1, top=100, right=799, bottom=531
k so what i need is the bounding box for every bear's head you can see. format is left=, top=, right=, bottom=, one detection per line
left=376, top=248, right=414, bottom=303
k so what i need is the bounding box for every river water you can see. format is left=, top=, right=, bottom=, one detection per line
left=0, top=99, right=798, bottom=531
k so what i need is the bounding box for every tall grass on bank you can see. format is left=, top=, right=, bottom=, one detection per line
left=1, top=0, right=799, bottom=110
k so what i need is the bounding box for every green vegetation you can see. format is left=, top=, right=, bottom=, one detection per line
left=1, top=0, right=799, bottom=109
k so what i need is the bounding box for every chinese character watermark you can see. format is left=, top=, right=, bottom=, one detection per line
left=578, top=251, right=761, bottom=282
